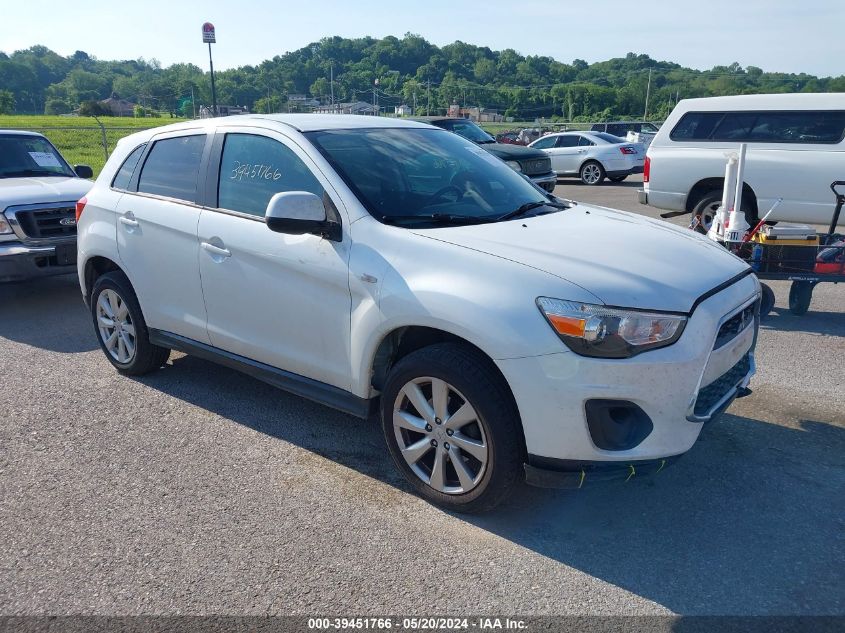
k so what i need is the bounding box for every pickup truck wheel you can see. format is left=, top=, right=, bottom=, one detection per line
left=580, top=161, right=605, bottom=185
left=691, top=189, right=757, bottom=235
left=381, top=343, right=523, bottom=513
left=91, top=271, right=170, bottom=375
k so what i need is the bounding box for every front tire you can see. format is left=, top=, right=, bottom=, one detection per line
left=580, top=161, right=605, bottom=186
left=380, top=343, right=524, bottom=513
left=90, top=271, right=170, bottom=375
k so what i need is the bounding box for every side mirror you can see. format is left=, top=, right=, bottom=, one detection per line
left=265, top=191, right=335, bottom=238
left=74, top=164, right=94, bottom=179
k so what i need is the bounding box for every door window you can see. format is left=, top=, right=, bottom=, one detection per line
left=137, top=135, right=206, bottom=202
left=218, top=134, right=325, bottom=217
left=531, top=136, right=557, bottom=150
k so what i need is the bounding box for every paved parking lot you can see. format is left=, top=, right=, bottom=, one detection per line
left=1, top=176, right=843, bottom=616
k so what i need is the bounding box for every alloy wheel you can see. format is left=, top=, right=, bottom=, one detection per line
left=392, top=377, right=489, bottom=495
left=582, top=163, right=602, bottom=184
left=96, top=289, right=136, bottom=364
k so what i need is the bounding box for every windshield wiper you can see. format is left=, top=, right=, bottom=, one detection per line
left=497, top=200, right=569, bottom=222
left=382, top=213, right=499, bottom=226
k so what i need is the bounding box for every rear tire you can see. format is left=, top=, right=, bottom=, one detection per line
left=380, top=343, right=524, bottom=513
left=580, top=161, right=605, bottom=186
left=90, top=271, right=170, bottom=375
left=788, top=281, right=813, bottom=316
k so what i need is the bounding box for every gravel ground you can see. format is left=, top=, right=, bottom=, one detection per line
left=1, top=176, right=842, bottom=617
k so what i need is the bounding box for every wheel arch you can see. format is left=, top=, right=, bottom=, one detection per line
left=82, top=255, right=125, bottom=304
left=369, top=325, right=528, bottom=454
left=686, top=178, right=759, bottom=220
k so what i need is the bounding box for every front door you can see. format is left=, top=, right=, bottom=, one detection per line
left=197, top=129, right=353, bottom=390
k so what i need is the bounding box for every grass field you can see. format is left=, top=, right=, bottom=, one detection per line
left=0, top=115, right=187, bottom=175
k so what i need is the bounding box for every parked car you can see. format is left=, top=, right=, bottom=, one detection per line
left=592, top=121, right=660, bottom=147
left=495, top=131, right=521, bottom=145
left=529, top=131, right=645, bottom=185
left=77, top=115, right=760, bottom=512
left=412, top=117, right=557, bottom=192
left=0, top=131, right=93, bottom=283
left=640, top=93, right=845, bottom=228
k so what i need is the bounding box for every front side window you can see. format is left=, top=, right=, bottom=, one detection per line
left=0, top=134, right=75, bottom=179
left=111, top=144, right=146, bottom=190
left=671, top=110, right=845, bottom=143
left=217, top=134, right=325, bottom=217
left=137, top=135, right=206, bottom=202
left=531, top=136, right=557, bottom=150
left=307, top=127, right=554, bottom=226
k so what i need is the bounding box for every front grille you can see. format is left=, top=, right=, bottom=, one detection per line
left=714, top=302, right=756, bottom=349
left=15, top=206, right=77, bottom=239
left=522, top=157, right=552, bottom=176
left=694, top=353, right=751, bottom=416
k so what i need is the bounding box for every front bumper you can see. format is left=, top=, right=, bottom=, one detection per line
left=524, top=454, right=683, bottom=489
left=496, top=273, right=760, bottom=483
left=0, top=241, right=77, bottom=282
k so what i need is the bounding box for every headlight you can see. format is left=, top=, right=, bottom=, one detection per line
left=505, top=160, right=522, bottom=173
left=537, top=297, right=687, bottom=358
left=0, top=214, right=12, bottom=235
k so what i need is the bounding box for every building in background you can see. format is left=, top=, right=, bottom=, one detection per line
left=394, top=104, right=413, bottom=116
left=98, top=93, right=137, bottom=117
left=198, top=104, right=250, bottom=118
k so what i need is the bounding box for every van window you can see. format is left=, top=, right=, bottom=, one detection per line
left=671, top=111, right=845, bottom=144
left=137, top=135, right=206, bottom=202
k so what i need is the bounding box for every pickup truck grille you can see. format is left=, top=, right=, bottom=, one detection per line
left=14, top=206, right=77, bottom=240
left=521, top=157, right=552, bottom=176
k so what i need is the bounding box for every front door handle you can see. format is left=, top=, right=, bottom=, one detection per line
left=201, top=241, right=231, bottom=258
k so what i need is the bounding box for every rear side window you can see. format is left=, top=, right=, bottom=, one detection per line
left=556, top=136, right=579, bottom=148
left=111, top=144, right=146, bottom=190
left=137, top=135, right=206, bottom=202
left=217, top=134, right=325, bottom=217
left=671, top=111, right=845, bottom=144
left=577, top=136, right=595, bottom=147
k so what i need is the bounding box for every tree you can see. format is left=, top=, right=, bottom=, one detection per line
left=0, top=89, right=15, bottom=114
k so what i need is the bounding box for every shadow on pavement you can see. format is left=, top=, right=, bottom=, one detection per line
left=761, top=306, right=845, bottom=338
left=137, top=353, right=845, bottom=616
left=0, top=274, right=96, bottom=353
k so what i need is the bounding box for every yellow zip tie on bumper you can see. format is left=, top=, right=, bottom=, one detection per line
left=578, top=469, right=586, bottom=489
left=625, top=464, right=636, bottom=482
left=656, top=459, right=666, bottom=474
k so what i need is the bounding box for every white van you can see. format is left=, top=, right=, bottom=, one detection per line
left=640, top=93, right=845, bottom=227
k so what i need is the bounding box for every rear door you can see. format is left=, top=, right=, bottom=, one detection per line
left=116, top=131, right=212, bottom=343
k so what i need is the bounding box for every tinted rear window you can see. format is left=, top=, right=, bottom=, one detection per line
left=592, top=132, right=625, bottom=144
left=670, top=111, right=845, bottom=144
left=111, top=144, right=146, bottom=190
left=137, top=135, right=206, bottom=202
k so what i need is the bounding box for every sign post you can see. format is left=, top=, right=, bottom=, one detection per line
left=202, top=22, right=217, bottom=116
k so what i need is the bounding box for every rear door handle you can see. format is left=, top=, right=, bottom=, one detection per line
left=119, top=213, right=139, bottom=228
left=201, top=242, right=231, bottom=258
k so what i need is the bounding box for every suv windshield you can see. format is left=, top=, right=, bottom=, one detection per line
left=435, top=119, right=496, bottom=144
left=307, top=128, right=560, bottom=226
left=0, top=134, right=75, bottom=179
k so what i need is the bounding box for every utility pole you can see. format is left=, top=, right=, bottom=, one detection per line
left=373, top=78, right=378, bottom=116
left=267, top=86, right=271, bottom=113
left=643, top=68, right=652, bottom=121
left=427, top=79, right=431, bottom=116
left=330, top=63, right=334, bottom=105
left=191, top=86, right=196, bottom=119
left=413, top=89, right=417, bottom=115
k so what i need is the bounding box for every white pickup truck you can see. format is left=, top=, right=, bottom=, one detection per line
left=0, top=130, right=92, bottom=283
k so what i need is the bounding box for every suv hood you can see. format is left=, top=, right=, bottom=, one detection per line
left=0, top=176, right=92, bottom=209
left=481, top=143, right=547, bottom=160
left=413, top=203, right=750, bottom=313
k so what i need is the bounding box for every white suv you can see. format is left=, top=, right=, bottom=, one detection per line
left=77, top=115, right=760, bottom=512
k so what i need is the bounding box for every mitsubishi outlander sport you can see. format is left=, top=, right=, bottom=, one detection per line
left=77, top=115, right=760, bottom=512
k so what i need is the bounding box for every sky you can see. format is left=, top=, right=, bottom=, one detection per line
left=1, top=0, right=843, bottom=77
